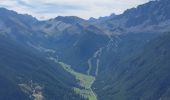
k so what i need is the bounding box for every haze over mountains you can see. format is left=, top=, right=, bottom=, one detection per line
left=0, top=0, right=170, bottom=100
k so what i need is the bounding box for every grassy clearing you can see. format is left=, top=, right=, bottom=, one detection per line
left=74, top=88, right=97, bottom=100
left=58, top=62, right=97, bottom=100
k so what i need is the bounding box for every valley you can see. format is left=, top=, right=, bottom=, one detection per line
left=0, top=0, right=170, bottom=100
left=48, top=57, right=97, bottom=100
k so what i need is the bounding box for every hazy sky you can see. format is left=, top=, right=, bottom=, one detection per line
left=0, top=0, right=150, bottom=20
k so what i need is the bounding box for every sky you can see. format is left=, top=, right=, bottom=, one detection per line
left=0, top=0, right=150, bottom=20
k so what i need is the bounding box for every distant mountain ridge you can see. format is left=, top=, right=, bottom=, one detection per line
left=90, top=0, right=170, bottom=34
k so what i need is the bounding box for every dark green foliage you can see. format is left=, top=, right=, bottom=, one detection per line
left=93, top=32, right=170, bottom=100
left=0, top=36, right=84, bottom=100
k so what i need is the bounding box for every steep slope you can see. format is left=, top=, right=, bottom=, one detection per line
left=88, top=0, right=170, bottom=99
left=0, top=35, right=84, bottom=100
left=93, top=32, right=170, bottom=100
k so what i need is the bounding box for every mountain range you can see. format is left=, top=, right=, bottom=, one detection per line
left=0, top=0, right=170, bottom=100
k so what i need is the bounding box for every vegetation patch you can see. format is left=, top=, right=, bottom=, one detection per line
left=58, top=62, right=97, bottom=100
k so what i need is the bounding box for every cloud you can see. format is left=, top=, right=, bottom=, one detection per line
left=0, top=0, right=150, bottom=20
